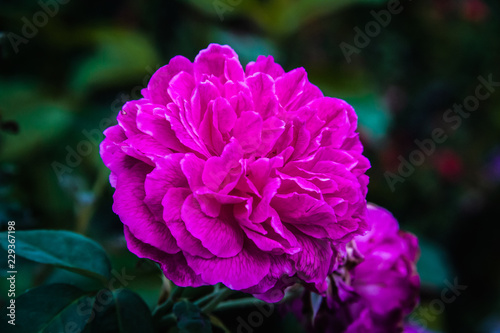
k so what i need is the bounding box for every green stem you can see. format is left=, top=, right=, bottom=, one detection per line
left=213, top=298, right=267, bottom=312
left=201, top=288, right=235, bottom=314
left=194, top=284, right=222, bottom=307
left=152, top=286, right=184, bottom=320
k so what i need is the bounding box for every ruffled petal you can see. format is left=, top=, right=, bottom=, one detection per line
left=182, top=194, right=244, bottom=258
left=148, top=56, right=193, bottom=105
left=113, top=163, right=180, bottom=254
left=124, top=226, right=205, bottom=287
left=185, top=243, right=271, bottom=290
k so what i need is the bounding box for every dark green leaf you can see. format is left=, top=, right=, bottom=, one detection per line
left=0, top=230, right=112, bottom=283
left=114, top=289, right=155, bottom=333
left=84, top=289, right=154, bottom=333
left=174, top=300, right=212, bottom=333
left=16, top=283, right=95, bottom=333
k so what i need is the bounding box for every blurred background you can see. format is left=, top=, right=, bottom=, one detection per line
left=1, top=0, right=499, bottom=332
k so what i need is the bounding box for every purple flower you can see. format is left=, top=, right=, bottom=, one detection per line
left=100, top=44, right=370, bottom=301
left=324, top=204, right=420, bottom=332
left=403, top=324, right=433, bottom=333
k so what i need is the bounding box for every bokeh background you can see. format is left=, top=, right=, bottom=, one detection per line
left=1, top=0, right=499, bottom=332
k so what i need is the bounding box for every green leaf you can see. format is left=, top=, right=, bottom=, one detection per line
left=16, top=283, right=95, bottom=333
left=84, top=289, right=155, bottom=333
left=114, top=289, right=155, bottom=333
left=0, top=230, right=112, bottom=283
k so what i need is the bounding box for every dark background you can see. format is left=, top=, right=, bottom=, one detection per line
left=1, top=0, right=499, bottom=332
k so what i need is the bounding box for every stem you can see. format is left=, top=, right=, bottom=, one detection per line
left=194, top=284, right=222, bottom=307
left=76, top=167, right=108, bottom=234
left=152, top=286, right=184, bottom=320
left=213, top=298, right=267, bottom=312
left=213, top=290, right=302, bottom=312
left=201, top=288, right=235, bottom=314
left=195, top=292, right=217, bottom=307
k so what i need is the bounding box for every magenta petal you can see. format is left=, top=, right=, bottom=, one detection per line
left=100, top=126, right=138, bottom=184
left=243, top=227, right=286, bottom=253
left=292, top=232, right=333, bottom=288
left=124, top=226, right=205, bottom=287
left=199, top=101, right=224, bottom=155
left=202, top=139, right=243, bottom=193
left=194, top=188, right=247, bottom=218
left=194, top=44, right=238, bottom=82
left=286, top=82, right=324, bottom=112
left=117, top=100, right=145, bottom=136
left=232, top=111, right=263, bottom=153
left=275, top=67, right=307, bottom=108
left=229, top=90, right=255, bottom=116
left=182, top=194, right=244, bottom=258
left=162, top=188, right=214, bottom=259
left=251, top=177, right=281, bottom=223
left=168, top=71, right=196, bottom=106
left=233, top=198, right=268, bottom=235
left=255, top=116, right=286, bottom=156
left=213, top=97, right=237, bottom=134
left=180, top=153, right=205, bottom=191
left=121, top=134, right=171, bottom=163
left=113, top=164, right=180, bottom=254
left=144, top=154, right=188, bottom=217
left=191, top=80, right=220, bottom=129
left=245, top=55, right=285, bottom=79
left=271, top=192, right=336, bottom=225
left=148, top=56, right=193, bottom=105
left=244, top=221, right=299, bottom=255
left=136, top=105, right=186, bottom=152
left=185, top=244, right=271, bottom=290
left=166, top=103, right=210, bottom=156
left=224, top=56, right=245, bottom=82
left=244, top=255, right=296, bottom=299
left=246, top=73, right=279, bottom=119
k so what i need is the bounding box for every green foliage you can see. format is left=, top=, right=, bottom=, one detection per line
left=0, top=230, right=111, bottom=283
left=83, top=289, right=155, bottom=333
left=15, top=283, right=94, bottom=333
left=187, top=0, right=388, bottom=35
left=0, top=81, right=73, bottom=161
left=70, top=28, right=159, bottom=96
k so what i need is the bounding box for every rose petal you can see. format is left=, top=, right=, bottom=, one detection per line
left=182, top=194, right=244, bottom=258
left=148, top=56, right=193, bottom=105
left=185, top=243, right=271, bottom=290
left=113, top=163, right=180, bottom=254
